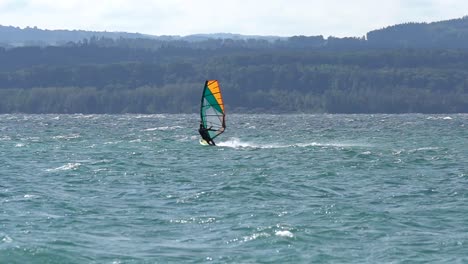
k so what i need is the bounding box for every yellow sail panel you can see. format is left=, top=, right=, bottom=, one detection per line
left=206, top=80, right=225, bottom=113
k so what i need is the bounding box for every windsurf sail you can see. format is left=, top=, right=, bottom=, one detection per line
left=200, top=80, right=226, bottom=140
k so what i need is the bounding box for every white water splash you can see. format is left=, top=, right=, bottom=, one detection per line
left=71, top=114, right=97, bottom=119
left=2, top=235, right=13, bottom=243
left=134, top=114, right=167, bottom=119
left=408, top=147, right=439, bottom=153
left=275, top=230, right=294, bottom=238
left=217, top=137, right=369, bottom=149
left=217, top=137, right=303, bottom=149
left=216, top=138, right=269, bottom=148
left=144, top=126, right=183, bottom=131
left=46, top=163, right=81, bottom=172
left=427, top=116, right=453, bottom=120
left=242, top=232, right=270, bottom=242
left=52, top=134, right=81, bottom=140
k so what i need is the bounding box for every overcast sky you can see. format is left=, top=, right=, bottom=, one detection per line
left=0, top=0, right=467, bottom=37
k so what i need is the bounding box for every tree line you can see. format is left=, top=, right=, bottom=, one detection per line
left=0, top=41, right=467, bottom=113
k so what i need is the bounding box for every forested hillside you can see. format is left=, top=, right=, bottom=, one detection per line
left=0, top=17, right=467, bottom=113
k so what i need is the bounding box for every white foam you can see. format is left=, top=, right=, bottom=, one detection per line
left=144, top=126, right=182, bottom=131
left=217, top=138, right=369, bottom=149
left=242, top=232, right=270, bottom=242
left=299, top=142, right=370, bottom=148
left=408, top=147, right=439, bottom=153
left=134, top=114, right=167, bottom=119
left=72, top=114, right=96, bottom=119
left=2, top=235, right=13, bottom=243
left=427, top=116, right=453, bottom=120
left=275, top=230, right=294, bottom=238
left=52, top=134, right=81, bottom=140
left=46, top=163, right=81, bottom=172
left=104, top=141, right=122, bottom=145
left=217, top=138, right=265, bottom=148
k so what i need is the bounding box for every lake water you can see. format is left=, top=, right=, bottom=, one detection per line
left=1, top=114, right=467, bottom=263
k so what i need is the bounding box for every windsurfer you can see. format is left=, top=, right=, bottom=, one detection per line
left=199, top=123, right=216, bottom=146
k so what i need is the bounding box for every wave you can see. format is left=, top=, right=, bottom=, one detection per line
left=426, top=116, right=453, bottom=120
left=275, top=230, right=294, bottom=238
left=134, top=114, right=167, bottom=119
left=410, top=147, right=439, bottom=151
left=71, top=114, right=99, bottom=119
left=144, top=126, right=183, bottom=131
left=52, top=134, right=81, bottom=140
left=46, top=163, right=81, bottom=172
left=2, top=235, right=13, bottom=243
left=216, top=138, right=369, bottom=149
left=0, top=136, right=11, bottom=141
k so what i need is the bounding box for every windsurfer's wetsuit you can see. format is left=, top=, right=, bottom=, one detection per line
left=198, top=124, right=216, bottom=146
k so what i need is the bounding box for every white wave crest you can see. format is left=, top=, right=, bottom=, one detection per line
left=46, top=163, right=81, bottom=172
left=135, top=114, right=167, bottom=119
left=52, top=134, right=81, bottom=140
left=144, top=126, right=183, bottom=131
left=275, top=230, right=294, bottom=238
left=217, top=138, right=368, bottom=149
left=242, top=232, right=270, bottom=242
left=408, top=147, right=439, bottom=153
left=71, top=114, right=96, bottom=119
left=216, top=138, right=269, bottom=148
left=2, top=235, right=13, bottom=243
left=24, top=194, right=39, bottom=199
left=427, top=116, right=453, bottom=120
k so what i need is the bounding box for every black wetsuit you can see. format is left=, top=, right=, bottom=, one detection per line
left=198, top=125, right=215, bottom=145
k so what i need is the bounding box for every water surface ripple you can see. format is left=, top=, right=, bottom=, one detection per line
left=1, top=114, right=467, bottom=263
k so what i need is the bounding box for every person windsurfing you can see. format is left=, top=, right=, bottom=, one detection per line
left=198, top=123, right=216, bottom=146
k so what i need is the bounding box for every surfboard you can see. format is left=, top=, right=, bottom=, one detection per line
left=199, top=139, right=209, bottom=145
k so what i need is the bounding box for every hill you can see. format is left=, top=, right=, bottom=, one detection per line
left=2, top=16, right=468, bottom=50
left=0, top=17, right=467, bottom=114
left=0, top=25, right=284, bottom=48
left=367, top=16, right=468, bottom=49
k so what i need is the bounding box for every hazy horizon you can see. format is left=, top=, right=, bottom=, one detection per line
left=0, top=0, right=467, bottom=38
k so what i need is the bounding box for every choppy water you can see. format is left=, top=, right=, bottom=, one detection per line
left=1, top=114, right=467, bottom=263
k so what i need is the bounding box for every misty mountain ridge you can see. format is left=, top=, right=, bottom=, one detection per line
left=0, top=25, right=285, bottom=47
left=1, top=15, right=468, bottom=49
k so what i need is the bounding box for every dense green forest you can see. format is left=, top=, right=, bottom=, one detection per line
left=0, top=17, right=468, bottom=113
